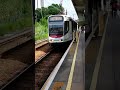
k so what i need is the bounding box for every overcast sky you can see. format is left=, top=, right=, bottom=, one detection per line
left=35, top=0, right=78, bottom=20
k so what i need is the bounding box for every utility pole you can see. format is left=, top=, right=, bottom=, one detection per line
left=40, top=0, right=44, bottom=18
left=41, top=0, right=44, bottom=7
left=66, top=10, right=67, bottom=15
left=36, top=0, right=38, bottom=22
left=37, top=0, right=38, bottom=8
left=59, top=0, right=64, bottom=14
left=60, top=0, right=63, bottom=6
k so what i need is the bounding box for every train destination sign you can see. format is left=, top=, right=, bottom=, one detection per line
left=49, top=16, right=63, bottom=21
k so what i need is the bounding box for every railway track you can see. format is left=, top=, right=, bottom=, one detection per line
left=0, top=39, right=50, bottom=90
left=35, top=39, right=48, bottom=49
left=0, top=29, right=35, bottom=89
left=1, top=39, right=71, bottom=90
left=0, top=39, right=48, bottom=90
left=35, top=47, right=68, bottom=90
left=0, top=28, right=33, bottom=55
left=0, top=40, right=34, bottom=90
left=35, top=40, right=52, bottom=62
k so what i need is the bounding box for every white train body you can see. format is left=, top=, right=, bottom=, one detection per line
left=48, top=15, right=77, bottom=44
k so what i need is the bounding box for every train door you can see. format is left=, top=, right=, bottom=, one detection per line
left=72, top=21, right=76, bottom=41
left=64, top=21, right=69, bottom=42
left=69, top=21, right=73, bottom=40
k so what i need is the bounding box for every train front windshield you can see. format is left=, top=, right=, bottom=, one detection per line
left=49, top=25, right=63, bottom=35
left=49, top=16, right=64, bottom=36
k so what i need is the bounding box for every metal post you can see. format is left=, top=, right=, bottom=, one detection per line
left=41, top=0, right=44, bottom=7
left=101, top=0, right=104, bottom=11
left=37, top=0, right=38, bottom=8
left=40, top=0, right=44, bottom=18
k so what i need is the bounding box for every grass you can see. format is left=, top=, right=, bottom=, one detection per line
left=35, top=22, right=48, bottom=41
left=0, top=0, right=32, bottom=36
left=0, top=17, right=32, bottom=36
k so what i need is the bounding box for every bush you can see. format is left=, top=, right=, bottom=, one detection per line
left=35, top=21, right=48, bottom=41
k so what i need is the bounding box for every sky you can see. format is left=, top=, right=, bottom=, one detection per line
left=35, top=0, right=78, bottom=20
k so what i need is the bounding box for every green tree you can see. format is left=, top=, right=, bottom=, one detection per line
left=35, top=4, right=64, bottom=41
left=35, top=8, right=42, bottom=21
left=35, top=4, right=64, bottom=22
left=48, top=4, right=64, bottom=15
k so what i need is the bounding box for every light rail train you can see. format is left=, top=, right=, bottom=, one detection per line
left=48, top=15, right=78, bottom=45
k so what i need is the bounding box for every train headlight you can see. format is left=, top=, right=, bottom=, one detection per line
left=61, top=39, right=63, bottom=41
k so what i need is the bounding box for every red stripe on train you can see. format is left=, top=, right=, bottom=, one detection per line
left=50, top=35, right=63, bottom=38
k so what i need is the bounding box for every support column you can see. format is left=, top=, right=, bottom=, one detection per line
left=101, top=0, right=104, bottom=11
left=98, top=11, right=105, bottom=36
left=98, top=0, right=108, bottom=36
left=41, top=0, right=44, bottom=7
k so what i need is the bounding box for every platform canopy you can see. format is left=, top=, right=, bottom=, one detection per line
left=71, top=0, right=85, bottom=25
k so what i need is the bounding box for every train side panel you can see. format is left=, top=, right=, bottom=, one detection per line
left=63, top=21, right=73, bottom=42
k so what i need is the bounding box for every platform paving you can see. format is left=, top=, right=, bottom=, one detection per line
left=49, top=31, right=85, bottom=90
left=96, top=13, right=120, bottom=90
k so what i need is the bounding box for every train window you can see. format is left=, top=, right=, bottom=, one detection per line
left=72, top=21, right=77, bottom=31
left=49, top=25, right=63, bottom=35
left=64, top=21, right=69, bottom=35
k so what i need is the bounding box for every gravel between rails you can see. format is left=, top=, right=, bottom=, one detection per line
left=0, top=59, right=27, bottom=89
left=35, top=44, right=52, bottom=61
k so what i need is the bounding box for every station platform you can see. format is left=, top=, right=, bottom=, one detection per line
left=45, top=31, right=85, bottom=90
left=90, top=13, right=120, bottom=90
